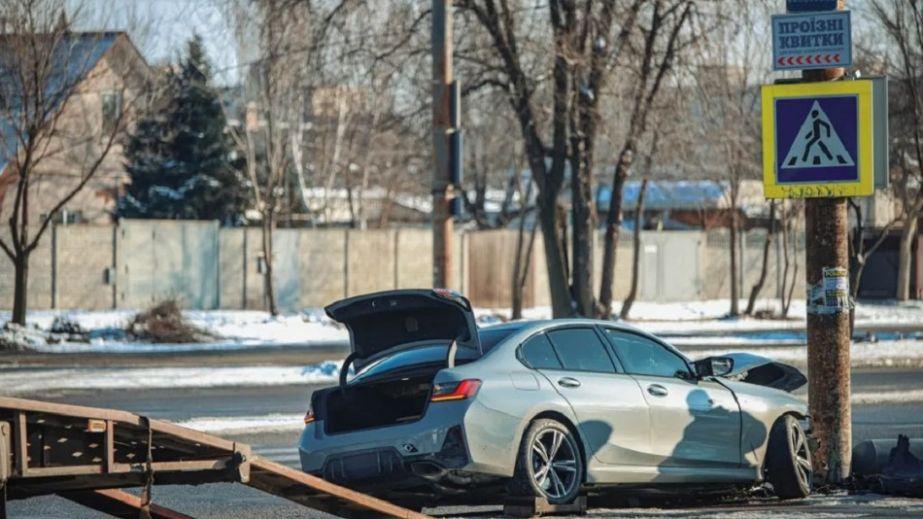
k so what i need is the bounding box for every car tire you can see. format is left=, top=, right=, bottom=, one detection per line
left=766, top=414, right=812, bottom=499
left=509, top=418, right=584, bottom=504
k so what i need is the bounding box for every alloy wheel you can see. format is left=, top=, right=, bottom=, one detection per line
left=530, top=428, right=579, bottom=500
left=791, top=424, right=813, bottom=488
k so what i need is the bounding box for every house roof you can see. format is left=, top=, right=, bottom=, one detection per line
left=596, top=179, right=766, bottom=214
left=0, top=31, right=122, bottom=175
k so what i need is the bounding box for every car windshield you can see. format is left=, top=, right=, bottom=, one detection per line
left=352, top=324, right=521, bottom=382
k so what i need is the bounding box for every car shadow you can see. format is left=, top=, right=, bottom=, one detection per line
left=589, top=385, right=769, bottom=509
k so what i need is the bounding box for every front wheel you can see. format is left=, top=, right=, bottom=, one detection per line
left=509, top=419, right=584, bottom=504
left=765, top=415, right=813, bottom=499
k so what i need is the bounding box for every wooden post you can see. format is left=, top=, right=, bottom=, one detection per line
left=802, top=0, right=852, bottom=484
left=431, top=0, right=454, bottom=288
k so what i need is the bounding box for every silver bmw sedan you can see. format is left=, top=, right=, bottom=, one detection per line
left=299, top=289, right=812, bottom=506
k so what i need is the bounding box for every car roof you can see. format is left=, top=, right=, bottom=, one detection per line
left=481, top=318, right=690, bottom=362
left=482, top=318, right=647, bottom=335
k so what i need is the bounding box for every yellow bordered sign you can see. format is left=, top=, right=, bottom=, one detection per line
left=761, top=80, right=874, bottom=199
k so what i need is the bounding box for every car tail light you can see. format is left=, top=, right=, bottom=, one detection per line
left=431, top=379, right=482, bottom=402
left=432, top=288, right=470, bottom=309
left=304, top=409, right=316, bottom=425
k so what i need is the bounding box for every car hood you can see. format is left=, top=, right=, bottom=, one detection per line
left=710, top=352, right=806, bottom=392
left=324, top=289, right=481, bottom=362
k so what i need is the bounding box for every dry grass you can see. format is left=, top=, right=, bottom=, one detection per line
left=127, top=299, right=214, bottom=343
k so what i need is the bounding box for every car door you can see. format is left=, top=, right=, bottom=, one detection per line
left=520, top=327, right=653, bottom=467
left=602, top=328, right=741, bottom=469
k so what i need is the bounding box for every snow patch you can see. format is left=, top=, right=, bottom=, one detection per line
left=174, top=414, right=305, bottom=434
left=690, top=341, right=923, bottom=368
left=0, top=361, right=342, bottom=394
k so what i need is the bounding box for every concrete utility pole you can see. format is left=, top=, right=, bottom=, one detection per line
left=803, top=0, right=852, bottom=485
left=431, top=0, right=454, bottom=288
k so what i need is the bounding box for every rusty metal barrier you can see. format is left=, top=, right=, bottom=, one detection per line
left=0, top=397, right=430, bottom=519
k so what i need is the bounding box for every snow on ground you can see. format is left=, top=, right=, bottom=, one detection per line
left=175, top=413, right=305, bottom=434
left=3, top=337, right=923, bottom=395
left=689, top=340, right=923, bottom=368
left=2, top=298, right=921, bottom=353
left=669, top=335, right=805, bottom=347
left=2, top=308, right=348, bottom=352
left=480, top=299, right=923, bottom=336
left=0, top=361, right=341, bottom=394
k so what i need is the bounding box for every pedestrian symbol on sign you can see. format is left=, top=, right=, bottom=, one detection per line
left=762, top=80, right=875, bottom=198
left=782, top=101, right=855, bottom=169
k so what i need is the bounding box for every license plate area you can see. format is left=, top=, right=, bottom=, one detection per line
left=322, top=448, right=404, bottom=483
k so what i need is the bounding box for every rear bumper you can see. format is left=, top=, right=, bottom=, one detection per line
left=298, top=399, right=520, bottom=491
left=312, top=428, right=492, bottom=494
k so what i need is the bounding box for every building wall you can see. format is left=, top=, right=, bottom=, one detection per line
left=0, top=36, right=149, bottom=227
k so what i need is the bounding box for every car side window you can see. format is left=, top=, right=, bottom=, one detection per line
left=520, top=334, right=562, bottom=369
left=546, top=328, right=616, bottom=373
left=604, top=329, right=690, bottom=379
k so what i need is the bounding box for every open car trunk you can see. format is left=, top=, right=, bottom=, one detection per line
left=315, top=290, right=481, bottom=434
left=317, top=369, right=438, bottom=435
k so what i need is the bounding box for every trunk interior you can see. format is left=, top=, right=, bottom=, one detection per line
left=323, top=373, right=434, bottom=435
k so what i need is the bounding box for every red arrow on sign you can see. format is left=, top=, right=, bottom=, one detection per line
left=778, top=54, right=844, bottom=68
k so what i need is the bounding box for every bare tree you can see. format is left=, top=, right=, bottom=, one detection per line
left=744, top=201, right=776, bottom=315
left=687, top=1, right=769, bottom=317
left=226, top=0, right=346, bottom=314
left=619, top=131, right=659, bottom=320
left=779, top=200, right=802, bottom=318
left=0, top=1, right=150, bottom=324
left=510, top=170, right=537, bottom=320
left=596, top=0, right=697, bottom=318
left=847, top=198, right=899, bottom=330
left=871, top=0, right=923, bottom=301
left=456, top=0, right=697, bottom=318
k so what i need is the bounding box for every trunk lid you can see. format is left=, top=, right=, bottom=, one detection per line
left=325, top=289, right=481, bottom=364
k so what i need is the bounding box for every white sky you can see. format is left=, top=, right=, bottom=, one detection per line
left=66, top=0, right=889, bottom=87
left=70, top=0, right=239, bottom=84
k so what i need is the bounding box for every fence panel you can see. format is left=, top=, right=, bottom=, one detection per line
left=55, top=225, right=113, bottom=310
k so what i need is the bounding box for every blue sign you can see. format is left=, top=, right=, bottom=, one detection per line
left=775, top=95, right=859, bottom=185
left=787, top=0, right=838, bottom=13
left=772, top=11, right=852, bottom=71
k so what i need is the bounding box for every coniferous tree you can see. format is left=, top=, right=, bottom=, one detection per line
left=120, top=35, right=247, bottom=223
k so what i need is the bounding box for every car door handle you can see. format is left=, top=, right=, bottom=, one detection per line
left=557, top=377, right=581, bottom=388
left=647, top=384, right=668, bottom=397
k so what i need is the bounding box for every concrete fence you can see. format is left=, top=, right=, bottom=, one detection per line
left=0, top=220, right=805, bottom=312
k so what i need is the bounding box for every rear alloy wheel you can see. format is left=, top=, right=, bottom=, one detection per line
left=510, top=419, right=583, bottom=504
left=766, top=415, right=813, bottom=499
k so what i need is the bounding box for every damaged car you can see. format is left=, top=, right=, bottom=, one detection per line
left=298, top=289, right=812, bottom=506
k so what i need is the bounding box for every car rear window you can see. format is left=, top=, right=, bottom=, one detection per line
left=352, top=344, right=477, bottom=381
left=520, top=334, right=562, bottom=369
left=478, top=325, right=522, bottom=352
left=547, top=328, right=615, bottom=373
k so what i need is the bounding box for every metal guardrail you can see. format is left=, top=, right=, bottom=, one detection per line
left=0, top=397, right=430, bottom=519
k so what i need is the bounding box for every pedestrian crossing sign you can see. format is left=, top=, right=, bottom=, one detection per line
left=762, top=80, right=874, bottom=198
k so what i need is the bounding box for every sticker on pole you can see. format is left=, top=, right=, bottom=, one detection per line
left=808, top=267, right=851, bottom=315
left=762, top=80, right=875, bottom=199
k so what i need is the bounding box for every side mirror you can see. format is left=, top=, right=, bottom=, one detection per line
left=694, top=357, right=734, bottom=378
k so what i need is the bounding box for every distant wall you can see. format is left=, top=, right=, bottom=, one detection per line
left=0, top=220, right=805, bottom=312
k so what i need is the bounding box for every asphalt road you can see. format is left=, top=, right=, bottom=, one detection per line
left=7, top=368, right=923, bottom=518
